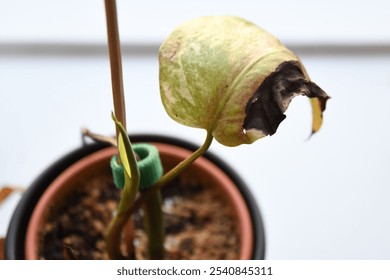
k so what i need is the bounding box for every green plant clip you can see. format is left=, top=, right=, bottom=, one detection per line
left=110, top=155, right=125, bottom=189
left=110, top=143, right=163, bottom=191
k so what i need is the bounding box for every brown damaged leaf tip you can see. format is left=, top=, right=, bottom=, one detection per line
left=244, top=61, right=329, bottom=137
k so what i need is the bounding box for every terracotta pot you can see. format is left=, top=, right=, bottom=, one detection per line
left=6, top=135, right=265, bottom=259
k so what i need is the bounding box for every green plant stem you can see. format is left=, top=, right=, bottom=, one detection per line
left=142, top=190, right=164, bottom=259
left=105, top=211, right=128, bottom=260
left=106, top=186, right=139, bottom=260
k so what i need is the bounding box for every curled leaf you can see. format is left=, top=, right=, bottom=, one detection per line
left=111, top=112, right=140, bottom=212
left=159, top=16, right=329, bottom=146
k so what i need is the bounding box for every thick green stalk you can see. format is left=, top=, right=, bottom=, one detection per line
left=142, top=190, right=164, bottom=259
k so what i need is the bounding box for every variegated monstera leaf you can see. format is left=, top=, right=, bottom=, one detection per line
left=159, top=16, right=329, bottom=147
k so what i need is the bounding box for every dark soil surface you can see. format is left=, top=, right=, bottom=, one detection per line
left=39, top=173, right=240, bottom=260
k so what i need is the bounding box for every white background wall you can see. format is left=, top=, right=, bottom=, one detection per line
left=1, top=0, right=390, bottom=259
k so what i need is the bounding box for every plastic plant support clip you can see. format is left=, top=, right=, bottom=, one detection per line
left=110, top=143, right=163, bottom=191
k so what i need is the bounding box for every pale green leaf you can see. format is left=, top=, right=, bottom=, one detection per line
left=159, top=16, right=329, bottom=146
